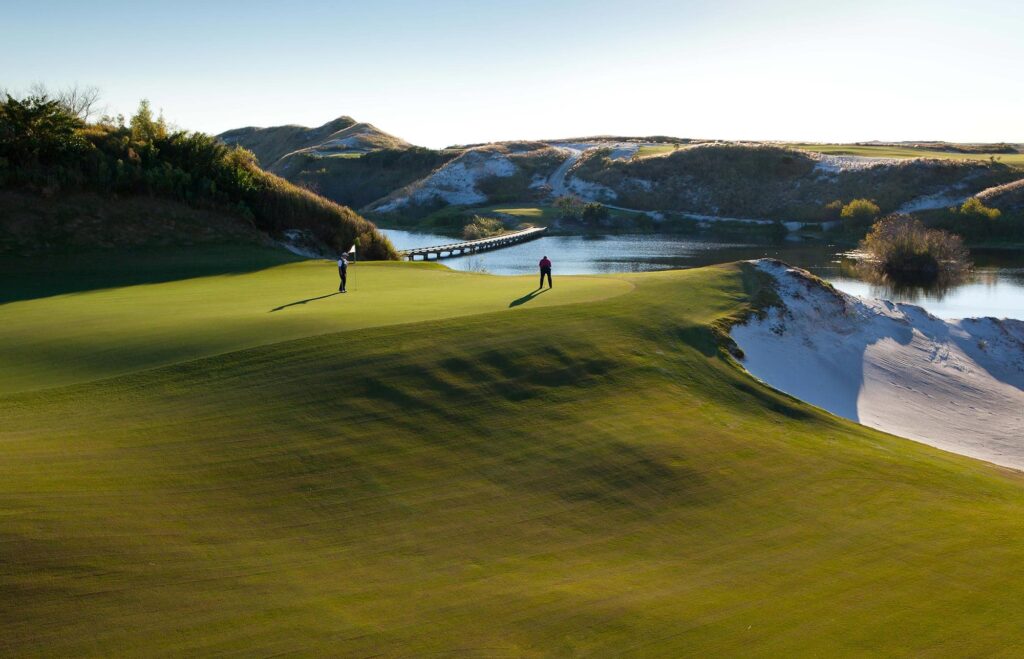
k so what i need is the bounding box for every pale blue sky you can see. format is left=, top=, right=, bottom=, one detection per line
left=3, top=0, right=1022, bottom=147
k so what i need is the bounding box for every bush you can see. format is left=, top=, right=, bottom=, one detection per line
left=462, top=215, right=504, bottom=240
left=860, top=214, right=970, bottom=280
left=555, top=195, right=584, bottom=219
left=822, top=199, right=844, bottom=221
left=581, top=202, right=610, bottom=226
left=841, top=198, right=881, bottom=223
left=956, top=197, right=1002, bottom=221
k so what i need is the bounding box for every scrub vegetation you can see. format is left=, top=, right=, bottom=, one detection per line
left=0, top=92, right=394, bottom=257
left=860, top=214, right=970, bottom=280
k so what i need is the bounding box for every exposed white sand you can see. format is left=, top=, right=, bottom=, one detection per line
left=372, top=148, right=517, bottom=211
left=731, top=260, right=1024, bottom=469
left=810, top=153, right=899, bottom=173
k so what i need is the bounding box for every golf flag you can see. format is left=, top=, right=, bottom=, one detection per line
left=347, top=244, right=356, bottom=254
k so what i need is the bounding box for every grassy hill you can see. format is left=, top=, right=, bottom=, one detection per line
left=794, top=142, right=1024, bottom=165
left=574, top=142, right=1021, bottom=221
left=4, top=256, right=1024, bottom=654
left=219, top=116, right=412, bottom=168
left=217, top=118, right=453, bottom=210
left=0, top=95, right=395, bottom=258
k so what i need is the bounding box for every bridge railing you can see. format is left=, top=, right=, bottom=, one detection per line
left=398, top=226, right=547, bottom=261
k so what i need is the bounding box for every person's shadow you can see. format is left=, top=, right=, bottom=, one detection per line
left=509, top=287, right=549, bottom=308
left=270, top=292, right=342, bottom=312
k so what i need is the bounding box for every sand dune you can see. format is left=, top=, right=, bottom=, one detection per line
left=732, top=260, right=1024, bottom=469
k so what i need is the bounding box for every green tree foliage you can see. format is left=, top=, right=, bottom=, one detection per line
left=0, top=95, right=89, bottom=170
left=841, top=198, right=881, bottom=223
left=129, top=99, right=168, bottom=144
left=0, top=93, right=395, bottom=258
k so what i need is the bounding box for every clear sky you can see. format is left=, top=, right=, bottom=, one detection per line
left=3, top=0, right=1022, bottom=147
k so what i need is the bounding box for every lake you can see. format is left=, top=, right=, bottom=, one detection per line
left=381, top=229, right=1024, bottom=320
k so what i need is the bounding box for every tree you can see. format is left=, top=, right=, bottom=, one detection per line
left=56, top=84, right=103, bottom=121
left=0, top=93, right=88, bottom=166
left=130, top=99, right=168, bottom=144
left=841, top=198, right=881, bottom=223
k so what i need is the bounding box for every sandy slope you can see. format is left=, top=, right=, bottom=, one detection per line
left=731, top=260, right=1024, bottom=469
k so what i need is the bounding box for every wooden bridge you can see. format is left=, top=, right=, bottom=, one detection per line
left=398, top=226, right=547, bottom=261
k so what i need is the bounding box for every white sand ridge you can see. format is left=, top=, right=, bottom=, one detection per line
left=731, top=260, right=1024, bottom=469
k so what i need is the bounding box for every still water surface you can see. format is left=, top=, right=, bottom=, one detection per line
left=382, top=229, right=1024, bottom=320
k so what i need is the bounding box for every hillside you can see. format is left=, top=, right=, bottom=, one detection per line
left=0, top=95, right=395, bottom=258
left=0, top=190, right=271, bottom=255
left=5, top=258, right=1024, bottom=654
left=976, top=178, right=1024, bottom=216
left=364, top=138, right=1022, bottom=226
left=219, top=116, right=411, bottom=169
left=218, top=117, right=454, bottom=210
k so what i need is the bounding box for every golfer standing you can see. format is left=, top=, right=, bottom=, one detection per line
left=338, top=254, right=348, bottom=293
left=539, top=255, right=552, bottom=289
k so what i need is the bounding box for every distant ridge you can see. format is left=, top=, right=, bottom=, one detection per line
left=219, top=117, right=412, bottom=172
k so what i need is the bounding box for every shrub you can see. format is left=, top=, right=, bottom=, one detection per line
left=0, top=92, right=396, bottom=258
left=860, top=214, right=970, bottom=280
left=841, top=198, right=881, bottom=223
left=581, top=202, right=610, bottom=226
left=462, top=215, right=504, bottom=240
left=822, top=199, right=844, bottom=220
left=957, top=197, right=1002, bottom=221
left=555, top=195, right=584, bottom=219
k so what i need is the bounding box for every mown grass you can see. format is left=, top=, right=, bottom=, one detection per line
left=796, top=143, right=1024, bottom=166
left=0, top=254, right=631, bottom=394
left=636, top=143, right=682, bottom=158
left=4, top=261, right=1024, bottom=655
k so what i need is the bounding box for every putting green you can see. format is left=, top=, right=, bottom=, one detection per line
left=0, top=259, right=631, bottom=394
left=3, top=260, right=1024, bottom=655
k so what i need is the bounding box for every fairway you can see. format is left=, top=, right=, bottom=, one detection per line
left=4, top=259, right=1024, bottom=655
left=795, top=143, right=1024, bottom=166
left=636, top=143, right=682, bottom=158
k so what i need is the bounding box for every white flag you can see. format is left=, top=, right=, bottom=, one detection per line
left=347, top=244, right=356, bottom=254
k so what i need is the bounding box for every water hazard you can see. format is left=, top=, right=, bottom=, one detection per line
left=381, top=229, right=1024, bottom=320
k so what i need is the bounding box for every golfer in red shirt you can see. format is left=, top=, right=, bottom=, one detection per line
left=539, top=256, right=552, bottom=289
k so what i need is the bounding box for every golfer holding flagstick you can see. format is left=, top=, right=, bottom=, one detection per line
left=338, top=241, right=357, bottom=293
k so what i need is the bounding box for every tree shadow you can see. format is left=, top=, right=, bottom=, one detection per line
left=1, top=246, right=302, bottom=305
left=509, top=288, right=549, bottom=308
left=270, top=292, right=342, bottom=312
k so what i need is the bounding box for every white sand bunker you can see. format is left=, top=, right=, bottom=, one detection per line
left=731, top=260, right=1024, bottom=469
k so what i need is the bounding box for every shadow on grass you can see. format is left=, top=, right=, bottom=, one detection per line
left=271, top=292, right=342, bottom=312
left=0, top=246, right=302, bottom=305
left=509, top=288, right=548, bottom=308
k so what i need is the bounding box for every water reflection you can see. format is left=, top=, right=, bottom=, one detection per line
left=836, top=257, right=968, bottom=302
left=380, top=229, right=1024, bottom=320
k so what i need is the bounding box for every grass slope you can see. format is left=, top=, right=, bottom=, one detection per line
left=796, top=143, right=1024, bottom=166
left=0, top=254, right=631, bottom=393
left=3, top=262, right=1024, bottom=655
